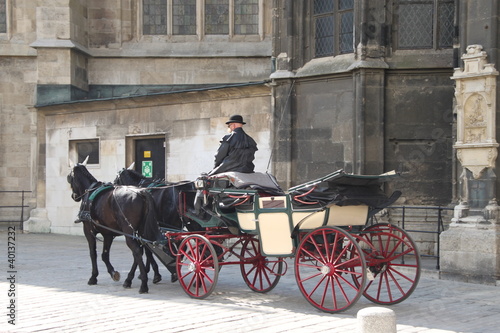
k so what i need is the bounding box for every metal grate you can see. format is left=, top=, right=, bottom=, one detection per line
left=143, top=0, right=168, bottom=35
left=173, top=0, right=196, bottom=35
left=0, top=190, right=31, bottom=231
left=234, top=0, right=259, bottom=35
left=205, top=0, right=229, bottom=35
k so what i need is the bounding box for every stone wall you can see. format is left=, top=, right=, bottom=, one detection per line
left=88, top=57, right=271, bottom=86
left=0, top=0, right=38, bottom=222
left=40, top=84, right=271, bottom=235
left=291, top=76, right=355, bottom=184
left=385, top=71, right=455, bottom=205
left=0, top=0, right=274, bottom=232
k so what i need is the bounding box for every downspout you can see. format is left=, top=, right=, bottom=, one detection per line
left=355, top=70, right=366, bottom=175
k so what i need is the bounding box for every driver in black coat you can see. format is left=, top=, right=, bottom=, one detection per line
left=208, top=114, right=257, bottom=175
left=193, top=115, right=257, bottom=216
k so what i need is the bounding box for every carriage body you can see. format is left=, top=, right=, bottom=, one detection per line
left=168, top=169, right=421, bottom=313
left=187, top=173, right=371, bottom=257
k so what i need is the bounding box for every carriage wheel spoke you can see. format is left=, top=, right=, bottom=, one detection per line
left=295, top=227, right=366, bottom=313
left=360, top=224, right=421, bottom=305
left=177, top=235, right=219, bottom=299
left=240, top=237, right=282, bottom=293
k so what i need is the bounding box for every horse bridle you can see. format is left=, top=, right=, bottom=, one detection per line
left=67, top=169, right=100, bottom=201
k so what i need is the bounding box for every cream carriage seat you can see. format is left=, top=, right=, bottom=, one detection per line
left=293, top=204, right=369, bottom=231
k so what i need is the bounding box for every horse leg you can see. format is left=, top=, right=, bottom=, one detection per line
left=123, top=248, right=162, bottom=287
left=126, top=238, right=149, bottom=293
left=145, top=248, right=162, bottom=284
left=123, top=245, right=144, bottom=289
left=83, top=223, right=99, bottom=285
left=123, top=261, right=137, bottom=289
left=101, top=235, right=121, bottom=282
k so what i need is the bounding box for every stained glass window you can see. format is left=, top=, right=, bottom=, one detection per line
left=397, top=0, right=455, bottom=49
left=234, top=0, right=258, bottom=35
left=143, top=0, right=168, bottom=35
left=142, top=0, right=260, bottom=36
left=0, top=0, right=7, bottom=33
left=173, top=0, right=196, bottom=35
left=313, top=0, right=354, bottom=58
left=205, top=0, right=229, bottom=35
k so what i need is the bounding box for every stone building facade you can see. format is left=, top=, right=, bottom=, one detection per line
left=270, top=0, right=456, bottom=204
left=1, top=0, right=274, bottom=235
left=269, top=0, right=500, bottom=284
left=2, top=0, right=500, bottom=282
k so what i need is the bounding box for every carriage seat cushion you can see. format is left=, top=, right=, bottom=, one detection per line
left=210, top=172, right=284, bottom=195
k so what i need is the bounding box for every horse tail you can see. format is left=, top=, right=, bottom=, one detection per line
left=140, top=189, right=161, bottom=242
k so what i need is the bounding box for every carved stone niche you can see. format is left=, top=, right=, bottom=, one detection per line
left=452, top=45, right=499, bottom=179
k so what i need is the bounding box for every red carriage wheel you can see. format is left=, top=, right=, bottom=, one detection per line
left=240, top=236, right=284, bottom=293
left=354, top=223, right=421, bottom=305
left=294, top=226, right=366, bottom=313
left=176, top=235, right=219, bottom=299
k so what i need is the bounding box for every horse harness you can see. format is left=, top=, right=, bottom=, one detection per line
left=76, top=183, right=151, bottom=242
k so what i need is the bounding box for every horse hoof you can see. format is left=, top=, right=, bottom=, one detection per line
left=112, top=271, right=121, bottom=282
left=171, top=273, right=178, bottom=283
left=123, top=281, right=132, bottom=289
left=153, top=275, right=162, bottom=284
left=139, top=288, right=149, bottom=294
left=88, top=278, right=97, bottom=285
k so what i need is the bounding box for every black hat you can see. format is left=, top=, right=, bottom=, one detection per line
left=225, top=114, right=246, bottom=125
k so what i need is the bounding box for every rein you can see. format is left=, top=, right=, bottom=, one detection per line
left=70, top=175, right=102, bottom=201
left=144, top=180, right=194, bottom=190
left=89, top=218, right=151, bottom=244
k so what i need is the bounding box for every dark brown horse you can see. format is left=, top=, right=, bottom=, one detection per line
left=67, top=159, right=160, bottom=293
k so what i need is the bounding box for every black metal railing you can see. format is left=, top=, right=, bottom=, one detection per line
left=385, top=205, right=453, bottom=270
left=0, top=190, right=32, bottom=230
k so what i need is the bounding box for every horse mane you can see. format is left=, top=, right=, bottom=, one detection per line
left=74, top=164, right=98, bottom=183
left=116, top=168, right=145, bottom=185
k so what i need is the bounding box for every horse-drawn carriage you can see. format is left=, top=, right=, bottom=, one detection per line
left=68, top=162, right=420, bottom=313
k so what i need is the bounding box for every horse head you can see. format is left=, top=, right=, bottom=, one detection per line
left=114, top=163, right=145, bottom=186
left=67, top=156, right=96, bottom=201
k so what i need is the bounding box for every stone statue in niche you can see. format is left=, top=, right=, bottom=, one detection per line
left=464, top=93, right=487, bottom=144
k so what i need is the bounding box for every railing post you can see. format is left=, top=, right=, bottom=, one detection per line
left=20, top=190, right=25, bottom=231
left=401, top=206, right=406, bottom=265
left=436, top=206, right=443, bottom=270
left=0, top=190, right=31, bottom=229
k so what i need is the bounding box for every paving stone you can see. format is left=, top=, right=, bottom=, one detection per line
left=1, top=232, right=499, bottom=333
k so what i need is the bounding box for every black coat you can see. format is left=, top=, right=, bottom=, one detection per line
left=209, top=127, right=257, bottom=175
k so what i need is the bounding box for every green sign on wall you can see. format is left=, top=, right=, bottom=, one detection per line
left=142, top=161, right=153, bottom=178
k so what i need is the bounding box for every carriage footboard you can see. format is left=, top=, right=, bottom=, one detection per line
left=144, top=242, right=175, bottom=267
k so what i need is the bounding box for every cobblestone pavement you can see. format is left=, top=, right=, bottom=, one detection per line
left=1, top=231, right=499, bottom=333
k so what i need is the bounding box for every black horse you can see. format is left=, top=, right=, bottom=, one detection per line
left=67, top=159, right=160, bottom=293
left=114, top=165, right=201, bottom=232
left=113, top=165, right=203, bottom=283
